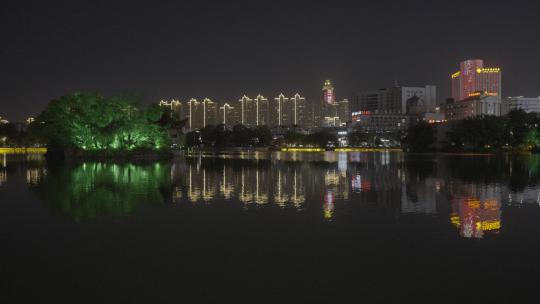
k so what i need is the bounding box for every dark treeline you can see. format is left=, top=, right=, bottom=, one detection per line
left=0, top=122, right=35, bottom=147
left=185, top=124, right=273, bottom=148
left=185, top=125, right=349, bottom=148
left=403, top=110, right=540, bottom=152
left=447, top=110, right=540, bottom=151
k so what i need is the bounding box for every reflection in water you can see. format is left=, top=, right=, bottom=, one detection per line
left=6, top=152, right=540, bottom=238
left=324, top=191, right=335, bottom=220
left=0, top=169, right=6, bottom=186
left=32, top=163, right=171, bottom=221
left=451, top=197, right=501, bottom=239
left=26, top=168, right=47, bottom=185
left=0, top=154, right=6, bottom=186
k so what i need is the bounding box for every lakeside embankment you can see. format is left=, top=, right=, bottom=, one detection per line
left=0, top=147, right=47, bottom=154
left=1, top=147, right=534, bottom=159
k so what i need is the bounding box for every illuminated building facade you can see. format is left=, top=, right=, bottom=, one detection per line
left=355, top=85, right=437, bottom=115
left=322, top=80, right=335, bottom=105
left=337, top=99, right=350, bottom=124
left=442, top=92, right=501, bottom=121
left=451, top=59, right=501, bottom=101
left=219, top=103, right=237, bottom=126
left=240, top=94, right=270, bottom=127
left=273, top=94, right=289, bottom=126
left=186, top=98, right=201, bottom=129
left=159, top=99, right=184, bottom=119
left=254, top=94, right=269, bottom=126
left=289, top=93, right=306, bottom=126
left=286, top=93, right=306, bottom=126
left=236, top=95, right=252, bottom=125
left=351, top=111, right=410, bottom=132
left=201, top=98, right=217, bottom=127
left=181, top=98, right=218, bottom=129
left=272, top=93, right=306, bottom=127
left=351, top=85, right=435, bottom=131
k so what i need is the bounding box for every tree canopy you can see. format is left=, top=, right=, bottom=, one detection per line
left=30, top=92, right=169, bottom=151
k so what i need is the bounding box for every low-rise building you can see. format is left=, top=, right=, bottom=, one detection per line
left=502, top=96, right=540, bottom=115
left=351, top=111, right=410, bottom=132
left=442, top=92, right=501, bottom=121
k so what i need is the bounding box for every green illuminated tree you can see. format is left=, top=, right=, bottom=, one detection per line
left=31, top=92, right=169, bottom=153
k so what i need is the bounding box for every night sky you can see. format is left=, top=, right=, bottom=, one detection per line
left=2, top=0, right=540, bottom=120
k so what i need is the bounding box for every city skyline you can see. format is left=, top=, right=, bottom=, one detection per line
left=2, top=1, right=540, bottom=121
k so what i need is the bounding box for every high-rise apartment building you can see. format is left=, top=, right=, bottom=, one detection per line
left=237, top=95, right=252, bottom=126
left=201, top=98, right=217, bottom=127
left=273, top=94, right=289, bottom=126
left=337, top=99, right=350, bottom=124
left=272, top=93, right=306, bottom=127
left=219, top=103, right=237, bottom=126
left=186, top=98, right=201, bottom=129
left=289, top=93, right=306, bottom=126
left=253, top=94, right=269, bottom=126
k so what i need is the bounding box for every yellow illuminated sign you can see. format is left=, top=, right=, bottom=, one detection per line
left=476, top=67, right=501, bottom=73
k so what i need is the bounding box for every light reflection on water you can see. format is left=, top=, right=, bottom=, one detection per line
left=2, top=152, right=540, bottom=238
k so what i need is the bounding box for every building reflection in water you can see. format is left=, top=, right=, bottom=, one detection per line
left=0, top=153, right=6, bottom=186
left=0, top=169, right=6, bottom=186
left=450, top=197, right=501, bottom=239
left=323, top=190, right=335, bottom=220
left=446, top=182, right=503, bottom=238
left=171, top=158, right=305, bottom=207
left=12, top=151, right=529, bottom=238
left=26, top=168, right=47, bottom=185
left=168, top=153, right=510, bottom=237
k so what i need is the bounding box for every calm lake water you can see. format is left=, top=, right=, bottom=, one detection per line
left=2, top=152, right=540, bottom=303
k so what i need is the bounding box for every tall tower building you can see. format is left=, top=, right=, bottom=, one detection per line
left=322, top=80, right=335, bottom=105
left=237, top=95, right=252, bottom=126
left=273, top=94, right=289, bottom=126
left=337, top=99, right=350, bottom=124
left=219, top=103, right=236, bottom=126
left=451, top=59, right=501, bottom=101
left=290, top=93, right=306, bottom=126
left=186, top=98, right=201, bottom=129
left=159, top=99, right=185, bottom=120
left=201, top=98, right=217, bottom=127
left=254, top=94, right=269, bottom=126
left=320, top=80, right=337, bottom=127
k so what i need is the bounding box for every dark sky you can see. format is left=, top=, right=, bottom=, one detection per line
left=1, top=0, right=540, bottom=120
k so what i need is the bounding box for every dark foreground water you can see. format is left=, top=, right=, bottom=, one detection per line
left=2, top=152, right=540, bottom=303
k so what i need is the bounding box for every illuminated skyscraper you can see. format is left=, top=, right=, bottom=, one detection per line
left=320, top=80, right=337, bottom=127
left=237, top=95, right=252, bottom=125
left=159, top=99, right=184, bottom=119
left=201, top=98, right=217, bottom=127
left=219, top=103, right=236, bottom=126
left=253, top=94, right=269, bottom=126
left=337, top=98, right=350, bottom=124
left=451, top=59, right=501, bottom=101
left=322, top=80, right=335, bottom=105
left=186, top=98, right=201, bottom=129
left=273, top=93, right=289, bottom=126
left=289, top=93, right=306, bottom=126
